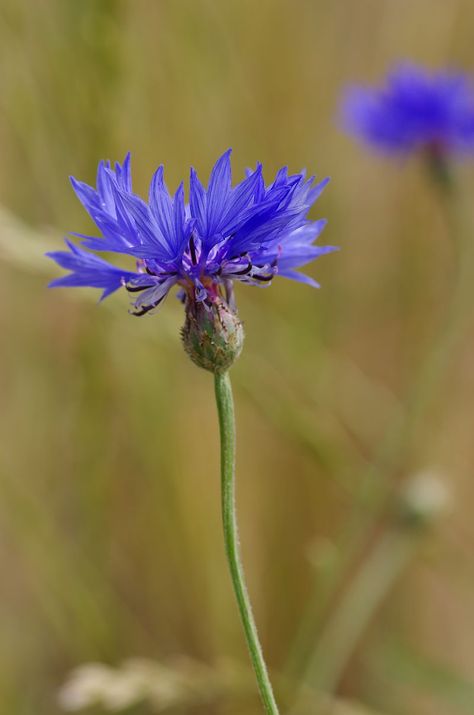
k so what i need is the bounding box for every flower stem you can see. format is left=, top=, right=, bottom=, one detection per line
left=214, top=371, right=279, bottom=715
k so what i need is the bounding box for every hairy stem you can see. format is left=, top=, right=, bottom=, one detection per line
left=214, top=371, right=279, bottom=715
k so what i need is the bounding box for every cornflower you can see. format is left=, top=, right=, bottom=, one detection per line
left=48, top=150, right=336, bottom=714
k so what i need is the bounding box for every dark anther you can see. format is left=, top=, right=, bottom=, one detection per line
left=132, top=304, right=155, bottom=316
left=233, top=260, right=252, bottom=276
left=252, top=272, right=274, bottom=282
left=189, top=235, right=197, bottom=265
left=145, top=267, right=177, bottom=278
left=126, top=283, right=154, bottom=293
left=132, top=294, right=166, bottom=316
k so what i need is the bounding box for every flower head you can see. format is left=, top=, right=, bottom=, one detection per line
left=341, top=64, right=474, bottom=157
left=48, top=151, right=335, bottom=370
left=48, top=150, right=335, bottom=317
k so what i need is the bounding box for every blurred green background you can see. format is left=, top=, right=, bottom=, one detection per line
left=1, top=1, right=474, bottom=713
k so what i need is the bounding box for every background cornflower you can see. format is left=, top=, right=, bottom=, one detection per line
left=341, top=64, right=474, bottom=157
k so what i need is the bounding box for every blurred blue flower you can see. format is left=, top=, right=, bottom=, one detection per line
left=341, top=64, right=474, bottom=156
left=48, top=150, right=336, bottom=316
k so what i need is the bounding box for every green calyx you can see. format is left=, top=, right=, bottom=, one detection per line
left=181, top=296, right=244, bottom=373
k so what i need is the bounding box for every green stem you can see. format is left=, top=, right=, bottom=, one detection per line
left=214, top=371, right=279, bottom=715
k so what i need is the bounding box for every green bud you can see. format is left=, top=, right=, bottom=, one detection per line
left=181, top=296, right=244, bottom=373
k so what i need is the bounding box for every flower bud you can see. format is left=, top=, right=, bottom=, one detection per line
left=181, top=296, right=244, bottom=373
left=397, top=470, right=451, bottom=529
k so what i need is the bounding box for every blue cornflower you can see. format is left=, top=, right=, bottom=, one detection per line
left=341, top=64, right=474, bottom=156
left=47, top=150, right=335, bottom=317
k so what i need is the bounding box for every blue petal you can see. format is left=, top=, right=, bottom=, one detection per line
left=206, top=148, right=232, bottom=236
left=96, top=161, right=115, bottom=213
left=113, top=188, right=173, bottom=259
left=115, top=152, right=132, bottom=191
left=70, top=176, right=102, bottom=214
left=173, top=182, right=191, bottom=254
left=278, top=269, right=320, bottom=288
left=278, top=244, right=339, bottom=269
left=47, top=241, right=139, bottom=300
left=149, top=166, right=175, bottom=245
left=189, top=167, right=207, bottom=235
left=216, top=164, right=263, bottom=236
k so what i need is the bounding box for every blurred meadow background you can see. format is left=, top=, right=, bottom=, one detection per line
left=1, top=0, right=474, bottom=713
